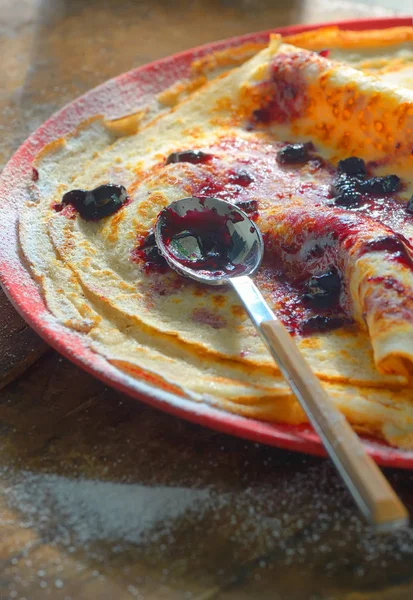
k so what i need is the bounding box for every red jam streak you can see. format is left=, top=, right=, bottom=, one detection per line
left=159, top=202, right=244, bottom=275
left=32, top=167, right=39, bottom=181
left=359, top=235, right=413, bottom=270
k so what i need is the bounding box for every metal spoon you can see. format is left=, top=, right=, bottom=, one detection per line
left=155, top=196, right=408, bottom=530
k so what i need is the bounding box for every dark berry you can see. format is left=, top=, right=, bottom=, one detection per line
left=229, top=169, right=254, bottom=186
left=166, top=150, right=213, bottom=165
left=307, top=269, right=341, bottom=295
left=276, top=143, right=311, bottom=165
left=61, top=184, right=128, bottom=221
left=334, top=188, right=363, bottom=208
left=359, top=175, right=401, bottom=195
left=303, top=268, right=341, bottom=309
left=32, top=167, right=39, bottom=181
left=301, top=315, right=347, bottom=335
left=330, top=174, right=363, bottom=208
left=337, top=157, right=367, bottom=177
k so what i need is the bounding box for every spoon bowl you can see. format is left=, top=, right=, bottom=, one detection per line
left=155, top=196, right=263, bottom=285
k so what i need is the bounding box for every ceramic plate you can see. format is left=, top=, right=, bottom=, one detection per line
left=1, top=16, right=413, bottom=468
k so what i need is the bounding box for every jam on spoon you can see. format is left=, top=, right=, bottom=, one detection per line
left=157, top=198, right=244, bottom=275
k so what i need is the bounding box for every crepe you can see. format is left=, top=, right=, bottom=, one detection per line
left=20, top=27, right=413, bottom=448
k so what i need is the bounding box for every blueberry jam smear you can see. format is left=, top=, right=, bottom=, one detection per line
left=276, top=143, right=312, bottom=165
left=60, top=184, right=128, bottom=221
left=166, top=150, right=213, bottom=165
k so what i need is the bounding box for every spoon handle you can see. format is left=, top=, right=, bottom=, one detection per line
left=230, top=275, right=408, bottom=530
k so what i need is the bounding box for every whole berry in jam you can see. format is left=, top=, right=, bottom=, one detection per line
left=276, top=143, right=311, bottom=165
left=334, top=189, right=363, bottom=208
left=337, top=157, right=367, bottom=177
left=303, top=268, right=341, bottom=309
left=165, top=150, right=213, bottom=165
left=330, top=175, right=363, bottom=208
left=228, top=169, right=254, bottom=187
left=61, top=183, right=128, bottom=221
left=307, top=269, right=341, bottom=295
left=359, top=174, right=401, bottom=195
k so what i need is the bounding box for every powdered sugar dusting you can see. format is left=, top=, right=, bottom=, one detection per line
left=2, top=461, right=413, bottom=596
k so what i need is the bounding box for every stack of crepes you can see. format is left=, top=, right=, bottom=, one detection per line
left=20, top=26, right=413, bottom=447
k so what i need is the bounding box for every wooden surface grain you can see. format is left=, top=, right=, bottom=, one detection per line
left=1, top=1, right=413, bottom=599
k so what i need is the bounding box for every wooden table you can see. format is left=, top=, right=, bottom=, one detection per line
left=1, top=1, right=413, bottom=598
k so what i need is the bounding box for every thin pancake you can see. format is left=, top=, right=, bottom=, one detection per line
left=19, top=29, right=413, bottom=448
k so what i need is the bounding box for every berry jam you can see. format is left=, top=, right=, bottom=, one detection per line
left=303, top=268, right=341, bottom=309
left=330, top=157, right=401, bottom=209
left=359, top=235, right=413, bottom=270
left=60, top=184, right=129, bottom=221
left=330, top=175, right=364, bottom=208
left=228, top=169, right=254, bottom=186
left=358, top=175, right=400, bottom=195
left=256, top=252, right=350, bottom=336
left=166, top=150, right=213, bottom=165
left=32, top=167, right=39, bottom=182
left=131, top=135, right=413, bottom=338
left=337, top=157, right=367, bottom=177
left=276, top=143, right=312, bottom=165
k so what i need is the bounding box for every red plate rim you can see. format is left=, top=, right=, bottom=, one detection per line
left=1, top=16, right=413, bottom=468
